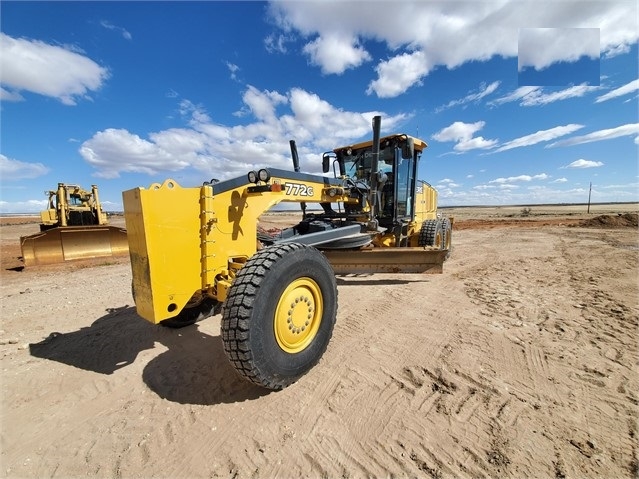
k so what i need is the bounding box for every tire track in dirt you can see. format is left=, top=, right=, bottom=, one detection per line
left=3, top=219, right=637, bottom=478
left=453, top=227, right=638, bottom=478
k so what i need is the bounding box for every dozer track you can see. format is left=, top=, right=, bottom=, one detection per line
left=20, top=225, right=129, bottom=266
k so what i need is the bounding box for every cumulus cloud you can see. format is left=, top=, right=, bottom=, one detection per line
left=79, top=86, right=409, bottom=178
left=0, top=154, right=50, bottom=180
left=562, top=159, right=604, bottom=168
left=366, top=50, right=431, bottom=98
left=595, top=79, right=639, bottom=103
left=494, top=124, right=584, bottom=152
left=303, top=33, right=371, bottom=74
left=0, top=33, right=109, bottom=105
left=79, top=129, right=195, bottom=178
left=268, top=1, right=638, bottom=98
left=548, top=123, right=639, bottom=147
left=432, top=121, right=498, bottom=153
left=518, top=28, right=599, bottom=71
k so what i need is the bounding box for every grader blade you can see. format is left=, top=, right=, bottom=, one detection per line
left=323, top=247, right=448, bottom=274
left=20, top=225, right=129, bottom=266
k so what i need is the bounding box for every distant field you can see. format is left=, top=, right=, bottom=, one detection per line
left=3, top=203, right=637, bottom=228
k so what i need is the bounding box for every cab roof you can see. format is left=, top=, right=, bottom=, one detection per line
left=333, top=134, right=428, bottom=153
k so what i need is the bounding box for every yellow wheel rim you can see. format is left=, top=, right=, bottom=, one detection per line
left=274, top=277, right=323, bottom=354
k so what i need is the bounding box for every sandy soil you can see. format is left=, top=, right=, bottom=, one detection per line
left=1, top=205, right=638, bottom=478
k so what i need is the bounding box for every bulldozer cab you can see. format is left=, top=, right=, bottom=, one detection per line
left=332, top=134, right=422, bottom=228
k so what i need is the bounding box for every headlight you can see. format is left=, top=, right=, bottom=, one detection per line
left=258, top=169, right=271, bottom=182
left=247, top=171, right=258, bottom=183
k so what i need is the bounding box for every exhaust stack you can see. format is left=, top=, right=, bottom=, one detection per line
left=368, top=115, right=382, bottom=226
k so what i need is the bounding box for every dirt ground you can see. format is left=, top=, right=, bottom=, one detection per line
left=1, top=204, right=638, bottom=478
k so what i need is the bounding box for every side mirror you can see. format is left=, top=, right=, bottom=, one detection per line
left=402, top=138, right=414, bottom=160
left=322, top=153, right=330, bottom=173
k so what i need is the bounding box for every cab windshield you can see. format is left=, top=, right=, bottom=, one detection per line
left=342, top=145, right=394, bottom=183
left=340, top=140, right=416, bottom=221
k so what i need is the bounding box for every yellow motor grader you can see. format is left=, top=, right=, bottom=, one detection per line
left=20, top=183, right=129, bottom=266
left=123, top=116, right=452, bottom=390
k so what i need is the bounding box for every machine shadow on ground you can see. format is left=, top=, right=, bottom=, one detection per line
left=29, top=306, right=268, bottom=405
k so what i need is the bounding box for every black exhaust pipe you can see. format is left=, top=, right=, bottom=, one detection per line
left=290, top=140, right=300, bottom=172
left=369, top=115, right=382, bottom=225
left=289, top=140, right=307, bottom=218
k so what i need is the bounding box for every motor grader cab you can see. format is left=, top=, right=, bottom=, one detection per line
left=318, top=117, right=450, bottom=251
left=20, top=183, right=129, bottom=266
left=122, top=116, right=451, bottom=390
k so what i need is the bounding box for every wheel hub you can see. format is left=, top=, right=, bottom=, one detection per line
left=274, top=278, right=322, bottom=353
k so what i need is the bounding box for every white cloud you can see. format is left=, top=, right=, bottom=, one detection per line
left=595, top=79, right=639, bottom=103
left=601, top=182, right=639, bottom=189
left=100, top=20, right=132, bottom=41
left=548, top=123, right=639, bottom=147
left=492, top=84, right=599, bottom=107
left=0, top=199, right=49, bottom=214
left=268, top=1, right=638, bottom=98
left=432, top=121, right=498, bottom=153
left=0, top=86, right=24, bottom=102
left=489, top=173, right=549, bottom=184
left=437, top=178, right=460, bottom=188
left=552, top=178, right=568, bottom=183
left=366, top=50, right=431, bottom=98
left=264, top=33, right=292, bottom=54
left=563, top=159, right=604, bottom=169
left=518, top=28, right=599, bottom=71
left=494, top=124, right=584, bottom=152
left=0, top=154, right=50, bottom=180
left=0, top=33, right=109, bottom=105
left=445, top=182, right=620, bottom=207
left=303, top=33, right=371, bottom=74
left=226, top=62, right=240, bottom=81
left=79, top=86, right=409, bottom=179
left=436, top=81, right=500, bottom=112
left=79, top=129, right=195, bottom=178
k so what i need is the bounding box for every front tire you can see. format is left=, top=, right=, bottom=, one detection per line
left=221, top=243, right=337, bottom=390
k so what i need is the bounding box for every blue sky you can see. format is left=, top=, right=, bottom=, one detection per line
left=1, top=1, right=638, bottom=213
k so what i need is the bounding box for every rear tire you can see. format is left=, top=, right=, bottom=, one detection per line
left=221, top=243, right=337, bottom=390
left=442, top=217, right=452, bottom=258
left=418, top=219, right=443, bottom=249
left=160, top=297, right=221, bottom=328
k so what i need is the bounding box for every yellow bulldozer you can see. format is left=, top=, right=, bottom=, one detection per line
left=20, top=183, right=129, bottom=266
left=123, top=116, right=452, bottom=390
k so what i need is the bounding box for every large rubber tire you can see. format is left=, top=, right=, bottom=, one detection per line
left=160, top=297, right=221, bottom=328
left=221, top=243, right=338, bottom=390
left=442, top=217, right=452, bottom=258
left=418, top=219, right=443, bottom=249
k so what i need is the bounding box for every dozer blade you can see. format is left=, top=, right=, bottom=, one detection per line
left=20, top=226, right=129, bottom=267
left=322, top=247, right=448, bottom=274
